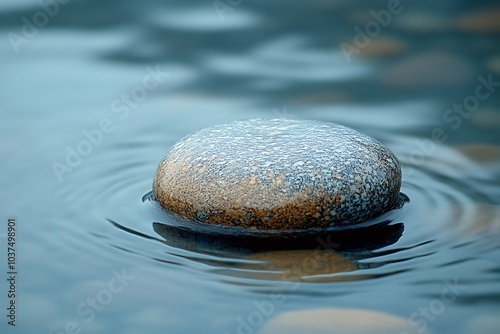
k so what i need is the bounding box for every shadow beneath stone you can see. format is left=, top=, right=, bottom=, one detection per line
left=153, top=219, right=405, bottom=282
left=148, top=191, right=406, bottom=282
left=153, top=219, right=404, bottom=256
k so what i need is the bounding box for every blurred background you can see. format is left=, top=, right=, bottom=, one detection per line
left=1, top=0, right=499, bottom=333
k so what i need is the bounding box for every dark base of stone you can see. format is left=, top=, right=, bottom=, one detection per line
left=148, top=191, right=409, bottom=254
left=153, top=218, right=404, bottom=255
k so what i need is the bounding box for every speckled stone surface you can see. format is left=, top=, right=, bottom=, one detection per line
left=153, top=119, right=402, bottom=230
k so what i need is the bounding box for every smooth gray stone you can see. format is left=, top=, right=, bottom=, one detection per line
left=153, top=119, right=402, bottom=230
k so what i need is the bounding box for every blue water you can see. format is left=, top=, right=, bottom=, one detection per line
left=1, top=1, right=500, bottom=333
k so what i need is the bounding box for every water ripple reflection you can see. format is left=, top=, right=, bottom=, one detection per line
left=45, top=121, right=495, bottom=295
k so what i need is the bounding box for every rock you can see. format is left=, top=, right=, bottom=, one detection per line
left=258, top=308, right=428, bottom=334
left=381, top=52, right=474, bottom=88
left=458, top=145, right=500, bottom=163
left=153, top=119, right=402, bottom=230
left=356, top=37, right=407, bottom=58
left=469, top=108, right=500, bottom=130
left=394, top=12, right=450, bottom=33
left=455, top=7, right=500, bottom=33
left=486, top=55, right=500, bottom=74
left=462, top=314, right=500, bottom=334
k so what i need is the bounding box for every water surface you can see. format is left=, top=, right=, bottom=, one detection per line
left=1, top=1, right=500, bottom=333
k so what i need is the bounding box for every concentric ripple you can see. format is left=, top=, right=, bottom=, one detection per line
left=50, top=126, right=500, bottom=293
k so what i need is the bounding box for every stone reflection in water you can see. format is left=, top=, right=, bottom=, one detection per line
left=240, top=249, right=360, bottom=282
left=153, top=221, right=404, bottom=282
